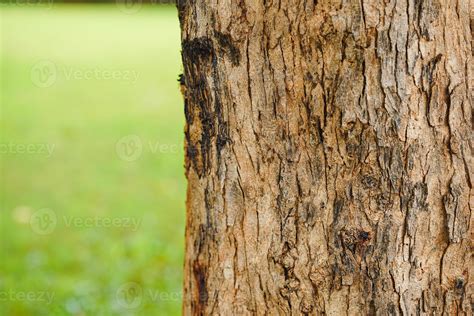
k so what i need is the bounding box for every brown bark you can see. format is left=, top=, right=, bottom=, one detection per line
left=178, top=0, right=473, bottom=314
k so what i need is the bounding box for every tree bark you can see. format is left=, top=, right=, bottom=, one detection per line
left=178, top=0, right=472, bottom=314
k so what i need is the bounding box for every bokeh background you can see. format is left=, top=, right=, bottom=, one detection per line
left=1, top=2, right=185, bottom=315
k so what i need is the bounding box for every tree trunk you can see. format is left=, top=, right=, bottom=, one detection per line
left=178, top=0, right=472, bottom=314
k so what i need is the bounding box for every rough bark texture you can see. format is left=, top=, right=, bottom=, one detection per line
left=178, top=0, right=473, bottom=314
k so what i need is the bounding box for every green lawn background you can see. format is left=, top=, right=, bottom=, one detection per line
left=1, top=4, right=185, bottom=315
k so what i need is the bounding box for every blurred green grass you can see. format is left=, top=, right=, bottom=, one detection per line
left=0, top=4, right=185, bottom=315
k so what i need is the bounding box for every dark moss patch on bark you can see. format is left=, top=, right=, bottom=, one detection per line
left=182, top=37, right=215, bottom=64
left=214, top=31, right=241, bottom=66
